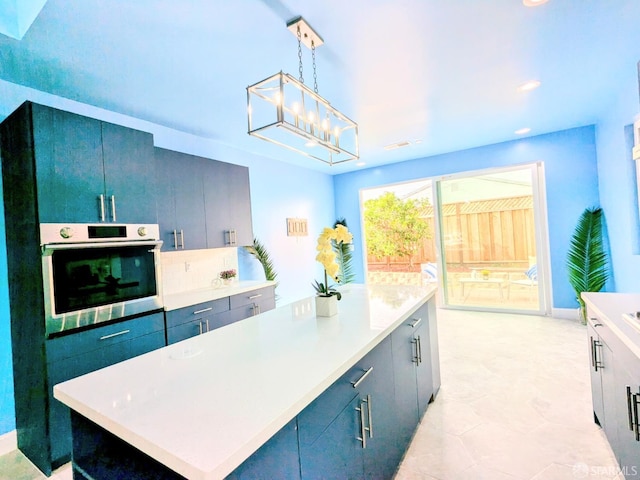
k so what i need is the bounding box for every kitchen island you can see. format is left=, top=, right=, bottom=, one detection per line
left=54, top=284, right=439, bottom=479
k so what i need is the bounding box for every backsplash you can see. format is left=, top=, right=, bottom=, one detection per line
left=160, top=248, right=239, bottom=295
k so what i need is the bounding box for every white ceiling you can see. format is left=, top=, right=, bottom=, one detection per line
left=0, top=0, right=639, bottom=174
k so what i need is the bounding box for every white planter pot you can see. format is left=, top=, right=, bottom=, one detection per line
left=315, top=295, right=338, bottom=317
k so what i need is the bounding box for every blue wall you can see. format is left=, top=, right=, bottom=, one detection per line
left=0, top=166, right=14, bottom=435
left=333, top=126, right=600, bottom=310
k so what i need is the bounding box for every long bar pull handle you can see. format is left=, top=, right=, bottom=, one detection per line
left=593, top=339, right=603, bottom=372
left=412, top=338, right=419, bottom=364
left=634, top=392, right=640, bottom=441
left=110, top=195, right=117, bottom=222
left=352, top=366, right=374, bottom=389
left=99, top=194, right=106, bottom=222
left=253, top=304, right=261, bottom=316
left=179, top=229, right=185, bottom=249
left=231, top=229, right=237, bottom=246
left=205, top=319, right=210, bottom=333
left=193, top=307, right=213, bottom=315
left=417, top=335, right=423, bottom=365
left=173, top=230, right=178, bottom=250
left=99, top=329, right=130, bottom=341
left=409, top=317, right=422, bottom=328
left=590, top=336, right=596, bottom=369
left=364, top=394, right=373, bottom=438
left=627, top=386, right=634, bottom=431
left=356, top=402, right=367, bottom=449
left=199, top=321, right=203, bottom=335
left=249, top=294, right=263, bottom=300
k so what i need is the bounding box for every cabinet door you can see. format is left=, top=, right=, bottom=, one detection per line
left=415, top=318, right=434, bottom=417
left=391, top=319, right=420, bottom=454
left=47, top=313, right=165, bottom=465
left=37, top=106, right=105, bottom=223
left=226, top=419, right=300, bottom=480
left=204, top=160, right=254, bottom=248
left=613, top=358, right=640, bottom=477
left=154, top=148, right=207, bottom=251
left=299, top=395, right=364, bottom=480
left=355, top=336, right=399, bottom=480
left=587, top=320, right=606, bottom=426
left=101, top=122, right=157, bottom=224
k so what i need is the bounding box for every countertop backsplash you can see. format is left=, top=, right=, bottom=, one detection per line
left=160, top=247, right=239, bottom=295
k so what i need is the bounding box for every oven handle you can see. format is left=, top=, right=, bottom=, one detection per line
left=42, top=240, right=163, bottom=254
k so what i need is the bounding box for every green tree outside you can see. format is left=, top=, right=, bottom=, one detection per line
left=364, top=192, right=431, bottom=267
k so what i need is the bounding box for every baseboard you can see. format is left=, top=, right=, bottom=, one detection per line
left=552, top=307, right=580, bottom=321
left=0, top=429, right=17, bottom=456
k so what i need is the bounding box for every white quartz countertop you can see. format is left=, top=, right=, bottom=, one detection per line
left=163, top=280, right=277, bottom=311
left=54, top=284, right=436, bottom=480
left=582, top=292, right=640, bottom=359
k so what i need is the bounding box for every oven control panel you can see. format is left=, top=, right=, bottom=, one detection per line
left=40, top=223, right=160, bottom=244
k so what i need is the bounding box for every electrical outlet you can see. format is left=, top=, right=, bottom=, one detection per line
left=185, top=262, right=191, bottom=272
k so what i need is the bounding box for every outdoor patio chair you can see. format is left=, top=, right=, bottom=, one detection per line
left=421, top=262, right=438, bottom=284
left=508, top=264, right=538, bottom=298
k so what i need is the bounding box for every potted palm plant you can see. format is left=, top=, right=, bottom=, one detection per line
left=566, top=207, right=610, bottom=323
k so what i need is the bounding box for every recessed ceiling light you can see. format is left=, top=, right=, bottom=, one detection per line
left=515, top=127, right=531, bottom=135
left=384, top=141, right=411, bottom=151
left=356, top=161, right=366, bottom=167
left=517, top=80, right=541, bottom=92
left=523, top=0, right=548, bottom=6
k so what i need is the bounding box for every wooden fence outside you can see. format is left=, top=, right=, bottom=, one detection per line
left=367, top=195, right=536, bottom=271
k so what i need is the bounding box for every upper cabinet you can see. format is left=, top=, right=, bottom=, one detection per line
left=155, top=147, right=253, bottom=251
left=1, top=102, right=157, bottom=224
left=203, top=160, right=253, bottom=248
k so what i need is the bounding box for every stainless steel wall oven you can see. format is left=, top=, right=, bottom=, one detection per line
left=41, top=223, right=163, bottom=336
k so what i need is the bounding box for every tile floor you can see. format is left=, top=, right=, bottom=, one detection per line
left=0, top=309, right=623, bottom=480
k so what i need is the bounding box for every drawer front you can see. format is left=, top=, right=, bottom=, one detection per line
left=166, top=312, right=232, bottom=344
left=165, top=297, right=230, bottom=328
left=391, top=304, right=427, bottom=353
left=229, top=286, right=275, bottom=309
left=46, top=312, right=165, bottom=363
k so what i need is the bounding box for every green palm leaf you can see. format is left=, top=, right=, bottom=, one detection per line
left=566, top=207, right=609, bottom=322
left=333, top=218, right=355, bottom=284
left=244, top=237, right=278, bottom=284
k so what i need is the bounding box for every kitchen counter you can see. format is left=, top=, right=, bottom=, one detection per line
left=582, top=292, right=640, bottom=359
left=54, top=283, right=436, bottom=480
left=163, top=280, right=277, bottom=311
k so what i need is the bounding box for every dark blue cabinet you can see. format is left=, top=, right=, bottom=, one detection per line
left=46, top=312, right=166, bottom=468
left=16, top=102, right=157, bottom=224
left=203, top=160, right=254, bottom=248
left=155, top=147, right=208, bottom=251
left=225, top=419, right=301, bottom=480
left=298, top=336, right=398, bottom=480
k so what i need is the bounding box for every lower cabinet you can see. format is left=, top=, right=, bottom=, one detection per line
left=166, top=286, right=276, bottom=345
left=587, top=310, right=640, bottom=479
left=46, top=312, right=166, bottom=468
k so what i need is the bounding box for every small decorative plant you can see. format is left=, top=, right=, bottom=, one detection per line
left=219, top=269, right=237, bottom=280
left=313, top=224, right=353, bottom=299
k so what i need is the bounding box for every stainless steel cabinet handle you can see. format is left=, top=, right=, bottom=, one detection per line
left=412, top=338, right=419, bottom=364
left=356, top=402, right=367, bottom=449
left=179, top=229, right=185, bottom=249
left=634, top=392, right=640, bottom=441
left=199, top=321, right=203, bottom=335
left=409, top=317, right=422, bottom=328
left=99, top=329, right=130, bottom=340
left=173, top=230, right=178, bottom=249
left=249, top=294, right=262, bottom=300
left=628, top=386, right=635, bottom=431
left=99, top=194, right=106, bottom=222
left=110, top=195, right=116, bottom=222
left=593, top=339, right=603, bottom=371
left=193, top=307, right=213, bottom=315
left=252, top=304, right=261, bottom=316
left=352, top=366, right=374, bottom=389
left=205, top=319, right=210, bottom=332
left=417, top=335, right=423, bottom=365
left=590, top=336, right=596, bottom=369
left=364, top=394, right=373, bottom=438
left=231, top=229, right=237, bottom=246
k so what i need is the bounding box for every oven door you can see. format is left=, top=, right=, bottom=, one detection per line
left=42, top=240, right=163, bottom=336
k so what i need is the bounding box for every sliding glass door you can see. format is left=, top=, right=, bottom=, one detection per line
left=435, top=164, right=548, bottom=312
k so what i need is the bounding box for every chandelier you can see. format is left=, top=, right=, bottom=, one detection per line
left=247, top=17, right=359, bottom=166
